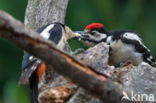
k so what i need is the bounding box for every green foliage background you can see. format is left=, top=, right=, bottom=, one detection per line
left=0, top=0, right=156, bottom=103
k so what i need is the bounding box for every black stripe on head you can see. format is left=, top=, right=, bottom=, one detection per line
left=91, top=28, right=108, bottom=35
left=48, top=23, right=63, bottom=44
left=80, top=36, right=104, bottom=44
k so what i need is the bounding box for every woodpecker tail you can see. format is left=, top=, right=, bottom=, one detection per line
left=29, top=63, right=46, bottom=103
left=29, top=71, right=39, bottom=103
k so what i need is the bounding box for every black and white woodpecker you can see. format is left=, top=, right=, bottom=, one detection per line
left=78, top=23, right=156, bottom=67
left=18, top=23, right=81, bottom=103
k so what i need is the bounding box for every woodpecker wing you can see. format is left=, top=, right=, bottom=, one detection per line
left=19, top=52, right=41, bottom=84
left=121, top=37, right=156, bottom=67
left=36, top=23, right=63, bottom=44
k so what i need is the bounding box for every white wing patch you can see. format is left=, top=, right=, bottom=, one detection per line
left=123, top=32, right=150, bottom=52
left=150, top=56, right=153, bottom=59
left=40, top=24, right=55, bottom=39
left=106, top=36, right=113, bottom=44
left=123, top=32, right=142, bottom=44
left=29, top=56, right=33, bottom=60
left=31, top=60, right=41, bottom=70
left=100, top=33, right=107, bottom=39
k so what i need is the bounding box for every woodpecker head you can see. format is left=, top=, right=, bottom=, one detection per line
left=78, top=23, right=109, bottom=46
left=84, top=23, right=108, bottom=39
left=63, top=25, right=82, bottom=40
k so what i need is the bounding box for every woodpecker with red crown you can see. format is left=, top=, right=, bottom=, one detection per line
left=78, top=23, right=156, bottom=67
left=19, top=23, right=81, bottom=103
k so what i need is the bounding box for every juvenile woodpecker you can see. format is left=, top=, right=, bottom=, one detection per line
left=19, top=23, right=81, bottom=103
left=78, top=23, right=156, bottom=67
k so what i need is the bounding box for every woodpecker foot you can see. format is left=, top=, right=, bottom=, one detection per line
left=72, top=48, right=85, bottom=55
left=120, top=60, right=133, bottom=67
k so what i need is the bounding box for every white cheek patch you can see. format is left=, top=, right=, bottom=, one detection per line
left=100, top=33, right=107, bottom=39
left=40, top=24, right=55, bottom=39
left=90, top=32, right=107, bottom=41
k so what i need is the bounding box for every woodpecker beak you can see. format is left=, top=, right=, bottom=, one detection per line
left=74, top=31, right=84, bottom=37
left=70, top=31, right=84, bottom=40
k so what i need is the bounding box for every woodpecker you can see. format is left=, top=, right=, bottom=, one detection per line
left=78, top=23, right=156, bottom=67
left=19, top=23, right=81, bottom=103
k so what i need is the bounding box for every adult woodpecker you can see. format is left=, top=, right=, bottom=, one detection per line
left=78, top=23, right=156, bottom=67
left=19, top=23, right=81, bottom=103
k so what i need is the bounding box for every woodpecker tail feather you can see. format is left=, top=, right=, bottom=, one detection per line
left=29, top=63, right=46, bottom=103
left=29, top=71, right=39, bottom=103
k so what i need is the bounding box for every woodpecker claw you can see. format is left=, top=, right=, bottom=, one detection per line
left=120, top=60, right=133, bottom=67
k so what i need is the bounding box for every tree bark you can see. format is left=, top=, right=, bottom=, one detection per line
left=24, top=0, right=68, bottom=29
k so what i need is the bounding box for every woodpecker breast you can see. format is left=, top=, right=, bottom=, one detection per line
left=108, top=40, right=143, bottom=67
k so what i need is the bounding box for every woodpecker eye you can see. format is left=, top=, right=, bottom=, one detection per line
left=90, top=31, right=97, bottom=35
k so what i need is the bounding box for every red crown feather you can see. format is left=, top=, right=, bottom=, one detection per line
left=85, top=23, right=104, bottom=30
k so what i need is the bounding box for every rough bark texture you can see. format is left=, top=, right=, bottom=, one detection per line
left=24, top=0, right=68, bottom=29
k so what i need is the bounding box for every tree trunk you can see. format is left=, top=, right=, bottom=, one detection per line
left=24, top=0, right=68, bottom=29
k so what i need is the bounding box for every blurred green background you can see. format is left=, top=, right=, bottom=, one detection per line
left=0, top=0, right=156, bottom=103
